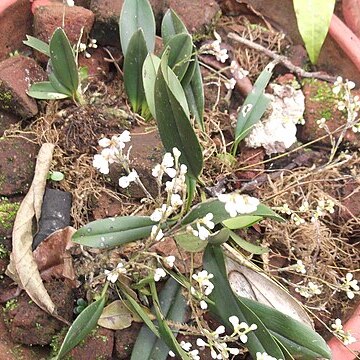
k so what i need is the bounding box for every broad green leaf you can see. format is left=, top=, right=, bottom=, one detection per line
left=228, top=230, right=268, bottom=255
left=161, top=9, right=188, bottom=44
left=293, top=0, right=336, bottom=64
left=182, top=200, right=283, bottom=227
left=203, top=245, right=285, bottom=359
left=49, top=72, right=73, bottom=96
left=131, top=278, right=188, bottom=360
left=119, top=0, right=156, bottom=55
left=154, top=53, right=203, bottom=179
left=49, top=28, right=79, bottom=94
left=180, top=52, right=196, bottom=87
left=55, top=294, right=106, bottom=359
left=72, top=216, right=158, bottom=248
left=143, top=54, right=161, bottom=119
left=124, top=29, right=148, bottom=113
left=23, top=35, right=50, bottom=56
left=184, top=58, right=204, bottom=130
left=238, top=296, right=331, bottom=359
left=165, top=33, right=192, bottom=81
left=27, top=81, right=69, bottom=100
left=49, top=171, right=65, bottom=182
left=149, top=281, right=190, bottom=360
left=223, top=215, right=263, bottom=229
left=98, top=300, right=133, bottom=330
left=232, top=63, right=274, bottom=154
left=174, top=232, right=208, bottom=252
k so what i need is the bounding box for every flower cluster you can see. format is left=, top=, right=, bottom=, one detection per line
left=200, top=31, right=229, bottom=63
left=331, top=318, right=356, bottom=346
left=295, top=281, right=322, bottom=299
left=191, top=270, right=214, bottom=309
left=196, top=317, right=257, bottom=359
left=169, top=341, right=200, bottom=359
left=218, top=192, right=259, bottom=218
left=256, top=352, right=284, bottom=360
left=340, top=273, right=359, bottom=299
left=149, top=148, right=188, bottom=241
left=276, top=198, right=335, bottom=225
left=187, top=213, right=215, bottom=241
left=104, top=262, right=127, bottom=283
left=79, top=38, right=98, bottom=58
left=288, top=260, right=306, bottom=274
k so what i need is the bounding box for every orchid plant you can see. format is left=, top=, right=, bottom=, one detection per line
left=52, top=1, right=332, bottom=359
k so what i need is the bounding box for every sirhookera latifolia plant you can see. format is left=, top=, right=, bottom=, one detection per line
left=44, top=1, right=332, bottom=359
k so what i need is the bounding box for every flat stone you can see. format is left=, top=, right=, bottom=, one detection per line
left=4, top=279, right=73, bottom=345
left=0, top=56, right=46, bottom=118
left=0, top=137, right=39, bottom=196
left=0, top=111, right=20, bottom=137
left=0, top=0, right=33, bottom=61
left=165, top=0, right=220, bottom=34
left=68, top=327, right=114, bottom=360
left=90, top=0, right=164, bottom=48
left=34, top=3, right=95, bottom=62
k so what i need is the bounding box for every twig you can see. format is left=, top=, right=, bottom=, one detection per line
left=228, top=33, right=337, bottom=83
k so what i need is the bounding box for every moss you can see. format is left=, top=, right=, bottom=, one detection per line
left=4, top=298, right=18, bottom=312
left=0, top=90, right=12, bottom=110
left=320, top=109, right=332, bottom=120
left=0, top=197, right=20, bottom=231
left=0, top=243, right=8, bottom=259
left=10, top=345, right=25, bottom=360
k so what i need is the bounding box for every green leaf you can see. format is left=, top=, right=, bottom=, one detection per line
left=72, top=216, right=158, bottom=248
left=56, top=294, right=106, bottom=359
left=119, top=0, right=156, bottom=55
left=124, top=29, right=149, bottom=113
left=174, top=232, right=208, bottom=252
left=143, top=53, right=161, bottom=119
left=154, top=52, right=203, bottom=179
left=123, top=291, right=159, bottom=337
left=131, top=278, right=188, bottom=360
left=228, top=230, right=268, bottom=255
left=149, top=281, right=190, bottom=360
left=232, top=63, right=274, bottom=154
left=49, top=171, right=65, bottom=182
left=223, top=215, right=263, bottom=229
left=293, top=0, right=336, bottom=64
left=49, top=72, right=73, bottom=96
left=165, top=33, right=192, bottom=81
left=184, top=58, right=204, bottom=130
left=238, top=296, right=331, bottom=359
left=98, top=300, right=133, bottom=330
left=49, top=28, right=79, bottom=94
left=161, top=9, right=188, bottom=44
left=207, top=227, right=230, bottom=245
left=23, top=35, right=50, bottom=56
left=203, top=245, right=285, bottom=359
left=27, top=81, right=69, bottom=100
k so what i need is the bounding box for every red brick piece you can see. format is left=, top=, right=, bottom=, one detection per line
left=33, top=3, right=95, bottom=62
left=165, top=0, right=220, bottom=34
left=0, top=0, right=33, bottom=61
left=90, top=0, right=164, bottom=48
left=0, top=111, right=20, bottom=137
left=0, top=55, right=46, bottom=118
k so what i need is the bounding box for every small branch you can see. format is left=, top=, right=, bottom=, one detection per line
left=228, top=33, right=337, bottom=83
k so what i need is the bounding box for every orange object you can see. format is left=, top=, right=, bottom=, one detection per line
left=327, top=302, right=360, bottom=360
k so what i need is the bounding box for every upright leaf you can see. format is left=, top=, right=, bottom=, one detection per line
left=124, top=29, right=148, bottom=113
left=184, top=58, right=204, bottom=130
left=203, top=245, right=285, bottom=359
left=161, top=9, right=188, bottom=44
left=72, top=216, right=158, bottom=248
left=293, top=0, right=336, bottom=64
left=131, top=278, right=188, bottom=360
left=119, top=0, right=156, bottom=55
left=49, top=28, right=78, bottom=94
left=143, top=54, right=161, bottom=118
left=165, top=33, right=193, bottom=81
left=154, top=53, right=203, bottom=179
left=232, top=63, right=274, bottom=154
left=56, top=294, right=106, bottom=359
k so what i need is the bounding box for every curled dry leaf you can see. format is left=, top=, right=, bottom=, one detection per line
left=6, top=144, right=60, bottom=318
left=33, top=226, right=76, bottom=285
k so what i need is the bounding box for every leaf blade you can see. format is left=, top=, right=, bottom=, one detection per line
left=27, top=81, right=70, bottom=100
